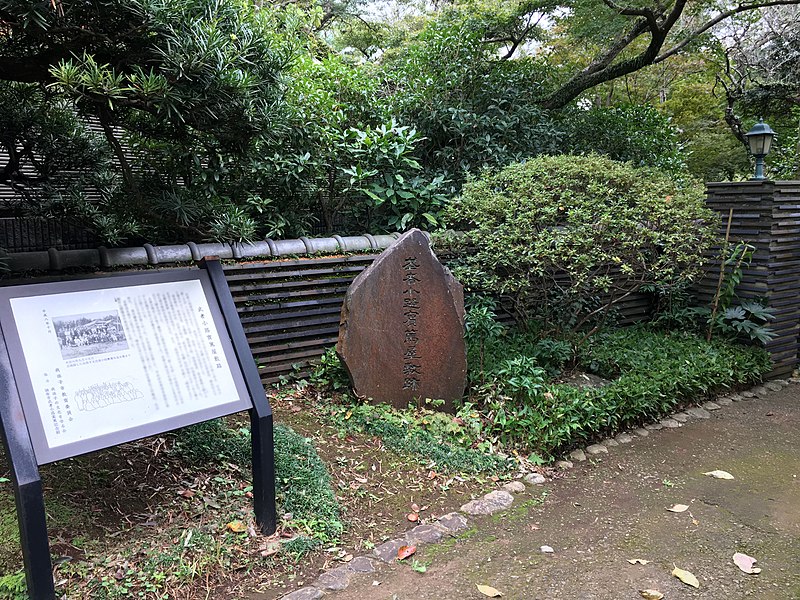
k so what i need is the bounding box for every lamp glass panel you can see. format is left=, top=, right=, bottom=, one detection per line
left=748, top=134, right=765, bottom=155
left=747, top=133, right=774, bottom=156
left=761, top=133, right=773, bottom=155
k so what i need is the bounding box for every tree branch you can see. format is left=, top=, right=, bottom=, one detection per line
left=537, top=0, right=800, bottom=110
left=654, top=0, right=800, bottom=65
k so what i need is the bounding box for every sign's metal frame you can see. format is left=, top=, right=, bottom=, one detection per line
left=0, top=257, right=276, bottom=599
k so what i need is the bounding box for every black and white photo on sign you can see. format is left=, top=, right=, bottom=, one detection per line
left=52, top=310, right=128, bottom=360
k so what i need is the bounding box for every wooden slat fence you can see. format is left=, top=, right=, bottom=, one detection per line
left=14, top=178, right=800, bottom=386
left=696, top=180, right=800, bottom=376
left=224, top=255, right=378, bottom=383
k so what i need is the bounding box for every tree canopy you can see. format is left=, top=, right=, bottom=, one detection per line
left=0, top=0, right=797, bottom=244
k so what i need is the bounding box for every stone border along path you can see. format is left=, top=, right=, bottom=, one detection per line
left=278, top=377, right=798, bottom=600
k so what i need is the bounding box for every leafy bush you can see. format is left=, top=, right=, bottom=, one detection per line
left=388, top=12, right=563, bottom=184
left=562, top=104, right=686, bottom=175
left=309, top=347, right=351, bottom=392
left=446, top=155, right=718, bottom=334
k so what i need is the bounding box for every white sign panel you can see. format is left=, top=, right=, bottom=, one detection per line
left=0, top=270, right=252, bottom=463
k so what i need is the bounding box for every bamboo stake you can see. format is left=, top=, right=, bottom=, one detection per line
left=707, top=208, right=734, bottom=342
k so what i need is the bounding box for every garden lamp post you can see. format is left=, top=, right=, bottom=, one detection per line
left=744, top=119, right=776, bottom=180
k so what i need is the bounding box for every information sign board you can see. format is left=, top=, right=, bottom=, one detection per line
left=0, top=260, right=275, bottom=600
left=0, top=270, right=252, bottom=464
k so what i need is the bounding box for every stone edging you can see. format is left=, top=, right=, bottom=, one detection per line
left=279, top=376, right=797, bottom=599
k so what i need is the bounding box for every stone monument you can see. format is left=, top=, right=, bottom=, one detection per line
left=337, top=229, right=466, bottom=411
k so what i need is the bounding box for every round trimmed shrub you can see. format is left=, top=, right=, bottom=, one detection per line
left=445, top=154, right=718, bottom=332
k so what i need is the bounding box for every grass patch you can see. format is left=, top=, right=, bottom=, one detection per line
left=0, top=418, right=341, bottom=598
left=171, top=418, right=342, bottom=549
left=273, top=423, right=342, bottom=547
left=325, top=402, right=512, bottom=475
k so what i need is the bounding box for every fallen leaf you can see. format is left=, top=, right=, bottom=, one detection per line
left=406, top=513, right=419, bottom=522
left=639, top=590, right=664, bottom=600
left=672, top=566, right=700, bottom=588
left=427, top=471, right=437, bottom=480
left=226, top=521, right=247, bottom=533
left=627, top=558, right=650, bottom=565
left=667, top=504, right=689, bottom=513
left=703, top=470, right=734, bottom=480
left=177, top=489, right=194, bottom=498
left=411, top=502, right=420, bottom=512
left=476, top=584, right=503, bottom=597
left=397, top=545, right=416, bottom=561
left=733, top=552, right=762, bottom=574
left=260, top=544, right=280, bottom=558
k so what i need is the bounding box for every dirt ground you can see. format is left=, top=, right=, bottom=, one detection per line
left=328, top=387, right=800, bottom=600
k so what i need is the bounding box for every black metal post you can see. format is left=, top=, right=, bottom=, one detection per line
left=199, top=257, right=276, bottom=535
left=0, top=324, right=55, bottom=600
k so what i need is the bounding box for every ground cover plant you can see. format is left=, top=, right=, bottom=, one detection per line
left=0, top=420, right=344, bottom=599
left=307, top=316, right=771, bottom=464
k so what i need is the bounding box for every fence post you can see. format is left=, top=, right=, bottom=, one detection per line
left=698, top=180, right=800, bottom=376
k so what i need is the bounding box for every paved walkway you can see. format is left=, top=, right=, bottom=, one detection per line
left=326, top=386, right=800, bottom=599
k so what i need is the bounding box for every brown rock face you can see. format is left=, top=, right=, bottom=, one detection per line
left=337, top=229, right=466, bottom=411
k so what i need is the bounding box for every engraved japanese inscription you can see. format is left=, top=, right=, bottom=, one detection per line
left=337, top=228, right=466, bottom=410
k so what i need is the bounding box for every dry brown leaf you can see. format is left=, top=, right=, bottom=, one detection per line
left=226, top=521, right=247, bottom=533
left=476, top=584, right=503, bottom=597
left=703, top=470, right=734, bottom=479
left=260, top=543, right=280, bottom=558
left=733, top=552, right=762, bottom=574
left=397, top=545, right=416, bottom=560
left=411, top=502, right=420, bottom=512
left=672, top=566, right=700, bottom=588
left=667, top=503, right=689, bottom=513
left=638, top=590, right=664, bottom=600
left=627, top=558, right=650, bottom=565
